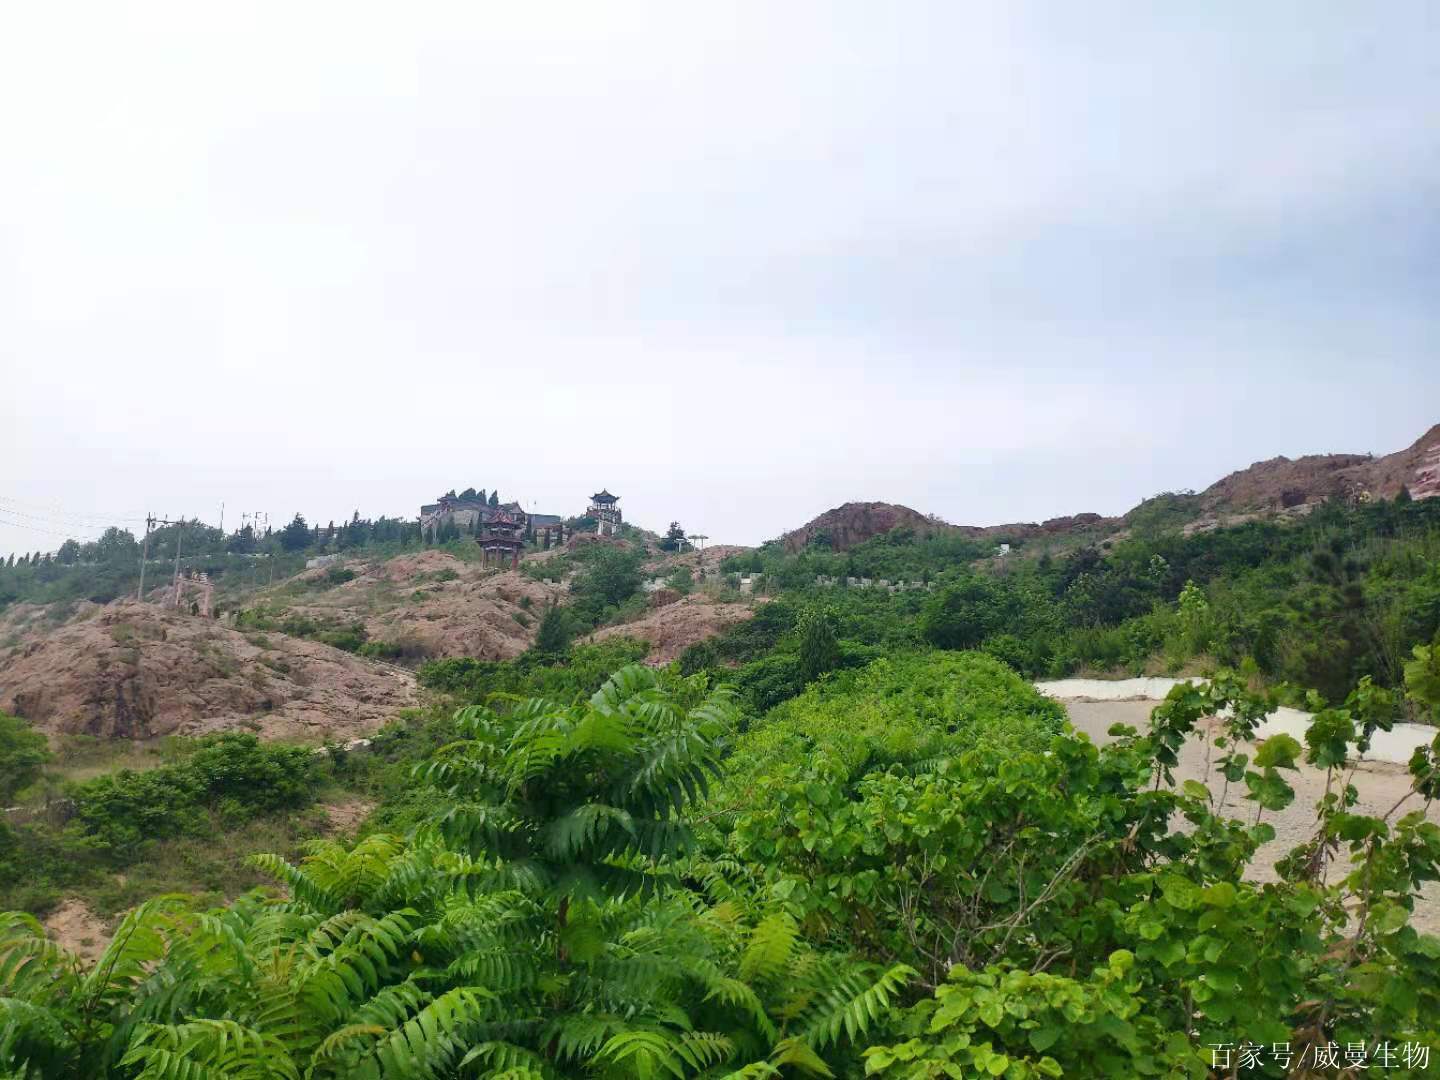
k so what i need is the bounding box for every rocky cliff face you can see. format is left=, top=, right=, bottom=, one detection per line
left=781, top=502, right=950, bottom=553
left=0, top=601, right=417, bottom=742
left=278, top=552, right=566, bottom=663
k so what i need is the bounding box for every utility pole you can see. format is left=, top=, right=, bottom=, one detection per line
left=219, top=502, right=224, bottom=535
left=171, top=518, right=185, bottom=606
left=137, top=515, right=155, bottom=600
left=140, top=514, right=191, bottom=603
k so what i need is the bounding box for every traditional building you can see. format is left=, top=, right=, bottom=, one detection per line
left=589, top=489, right=622, bottom=536
left=421, top=491, right=528, bottom=541
left=528, top=513, right=566, bottom=551
left=477, top=508, right=526, bottom=568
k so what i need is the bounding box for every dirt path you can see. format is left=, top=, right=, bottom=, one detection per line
left=43, top=899, right=109, bottom=966
left=1063, top=700, right=1440, bottom=935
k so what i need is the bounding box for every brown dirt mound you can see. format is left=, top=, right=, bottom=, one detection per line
left=782, top=502, right=950, bottom=553
left=274, top=554, right=567, bottom=663
left=0, top=600, right=418, bottom=741
left=587, top=594, right=756, bottom=665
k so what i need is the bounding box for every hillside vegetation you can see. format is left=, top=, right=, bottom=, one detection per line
left=1, top=440, right=1439, bottom=1076
left=703, top=494, right=1440, bottom=710
left=0, top=651, right=1437, bottom=1077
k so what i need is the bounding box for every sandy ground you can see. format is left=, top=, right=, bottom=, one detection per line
left=1063, top=699, right=1440, bottom=935
left=43, top=899, right=109, bottom=966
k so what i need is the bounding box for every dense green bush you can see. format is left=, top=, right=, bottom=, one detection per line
left=234, top=606, right=370, bottom=653
left=71, top=734, right=317, bottom=858
left=2, top=656, right=1440, bottom=1077
left=417, top=639, right=649, bottom=705
left=0, top=714, right=50, bottom=804
left=724, top=653, right=1065, bottom=793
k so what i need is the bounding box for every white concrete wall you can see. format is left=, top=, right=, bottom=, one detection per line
left=1034, top=677, right=1436, bottom=766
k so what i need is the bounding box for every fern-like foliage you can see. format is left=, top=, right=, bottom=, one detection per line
left=0, top=669, right=918, bottom=1080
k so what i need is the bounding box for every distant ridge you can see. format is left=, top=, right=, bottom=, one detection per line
left=1194, top=422, right=1440, bottom=513
left=781, top=423, right=1439, bottom=553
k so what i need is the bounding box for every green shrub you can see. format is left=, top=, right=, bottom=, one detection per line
left=70, top=734, right=317, bottom=860
left=0, top=714, right=50, bottom=804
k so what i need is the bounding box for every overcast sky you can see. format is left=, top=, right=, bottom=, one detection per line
left=2, top=2, right=1436, bottom=553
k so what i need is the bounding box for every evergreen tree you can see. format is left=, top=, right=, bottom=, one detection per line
left=533, top=603, right=574, bottom=655
left=797, top=607, right=841, bottom=683
left=660, top=522, right=687, bottom=552
left=279, top=513, right=311, bottom=552
left=488, top=490, right=500, bottom=508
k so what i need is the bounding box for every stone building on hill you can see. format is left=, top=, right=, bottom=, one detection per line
left=421, top=490, right=527, bottom=541
left=420, top=488, right=573, bottom=550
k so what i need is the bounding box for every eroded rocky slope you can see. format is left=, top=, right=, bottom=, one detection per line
left=0, top=600, right=417, bottom=741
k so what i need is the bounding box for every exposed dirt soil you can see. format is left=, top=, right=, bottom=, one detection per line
left=0, top=600, right=418, bottom=742
left=642, top=545, right=753, bottom=575
left=275, top=553, right=567, bottom=663
left=44, top=899, right=110, bottom=966
left=586, top=594, right=757, bottom=665
left=322, top=797, right=377, bottom=834
left=1064, top=700, right=1440, bottom=935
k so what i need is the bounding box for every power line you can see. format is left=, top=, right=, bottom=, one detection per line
left=0, top=495, right=147, bottom=527
left=0, top=506, right=129, bottom=536
left=0, top=508, right=111, bottom=540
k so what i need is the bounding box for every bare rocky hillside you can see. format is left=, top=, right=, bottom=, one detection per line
left=1193, top=423, right=1440, bottom=515
left=264, top=550, right=566, bottom=663
left=586, top=593, right=757, bottom=665
left=0, top=601, right=417, bottom=742
left=782, top=501, right=1117, bottom=553
left=783, top=424, right=1438, bottom=557
left=781, top=502, right=951, bottom=553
